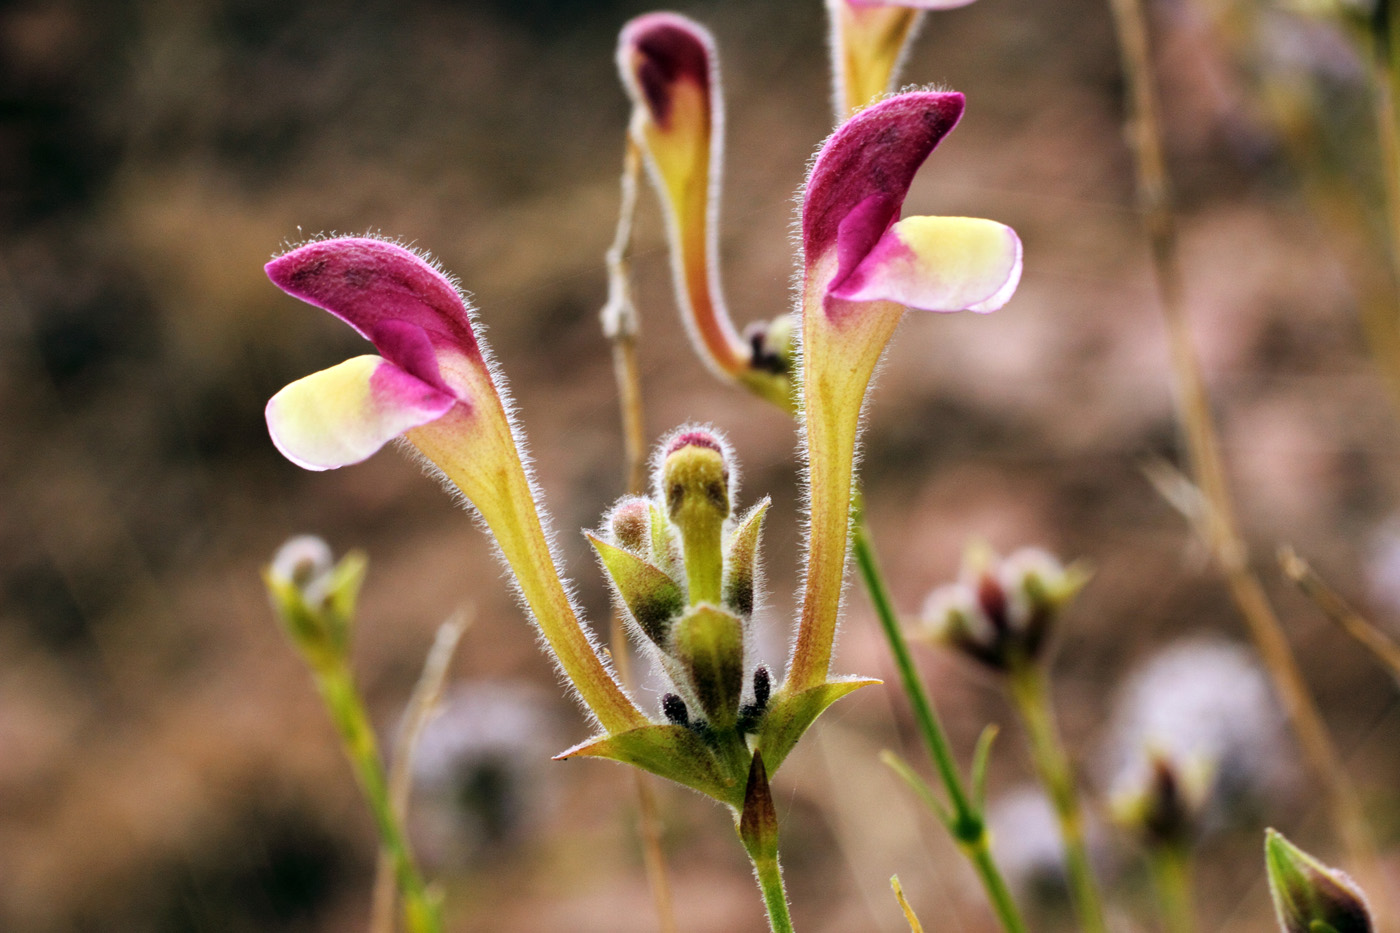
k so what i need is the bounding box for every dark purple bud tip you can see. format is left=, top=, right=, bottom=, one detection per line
left=620, top=13, right=712, bottom=130
left=662, top=692, right=690, bottom=727
left=753, top=665, right=772, bottom=709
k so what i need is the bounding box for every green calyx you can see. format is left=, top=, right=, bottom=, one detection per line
left=578, top=426, right=876, bottom=809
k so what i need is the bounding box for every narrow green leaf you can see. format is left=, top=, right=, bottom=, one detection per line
left=880, top=749, right=953, bottom=829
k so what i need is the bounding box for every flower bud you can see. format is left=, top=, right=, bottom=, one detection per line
left=921, top=545, right=1087, bottom=671
left=723, top=499, right=769, bottom=619
left=264, top=535, right=366, bottom=669
left=605, top=496, right=652, bottom=554
left=744, top=314, right=795, bottom=377
left=1109, top=750, right=1212, bottom=849
left=739, top=752, right=779, bottom=865
left=671, top=604, right=745, bottom=729
left=1266, top=829, right=1374, bottom=933
left=658, top=427, right=733, bottom=606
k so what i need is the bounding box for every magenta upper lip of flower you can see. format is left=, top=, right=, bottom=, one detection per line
left=803, top=90, right=965, bottom=266
left=266, top=237, right=481, bottom=394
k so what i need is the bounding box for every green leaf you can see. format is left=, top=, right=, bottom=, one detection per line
left=970, top=724, right=1000, bottom=811
left=880, top=749, right=952, bottom=829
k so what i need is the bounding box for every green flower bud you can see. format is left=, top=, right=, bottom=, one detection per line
left=588, top=532, right=685, bottom=647
left=671, top=604, right=745, bottom=729
left=1266, top=829, right=1374, bottom=933
left=264, top=535, right=366, bottom=670
left=723, top=499, right=769, bottom=618
left=658, top=427, right=733, bottom=606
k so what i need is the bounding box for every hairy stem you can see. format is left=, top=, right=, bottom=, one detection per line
left=1007, top=660, right=1107, bottom=933
left=316, top=665, right=439, bottom=933
left=750, top=851, right=796, bottom=933
left=1148, top=844, right=1195, bottom=933
left=853, top=520, right=1028, bottom=933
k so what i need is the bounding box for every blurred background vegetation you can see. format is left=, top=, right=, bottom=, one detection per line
left=4, top=0, right=1400, bottom=930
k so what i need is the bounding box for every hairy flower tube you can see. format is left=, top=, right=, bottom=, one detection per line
left=264, top=237, right=646, bottom=736
left=616, top=13, right=797, bottom=411
left=827, top=0, right=980, bottom=119
left=789, top=90, right=1022, bottom=693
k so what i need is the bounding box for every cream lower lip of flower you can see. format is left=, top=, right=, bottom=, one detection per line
left=265, top=238, right=481, bottom=470
left=788, top=90, right=1023, bottom=692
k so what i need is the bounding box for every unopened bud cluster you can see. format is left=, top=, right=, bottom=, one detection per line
left=591, top=426, right=772, bottom=744
left=920, top=545, right=1088, bottom=671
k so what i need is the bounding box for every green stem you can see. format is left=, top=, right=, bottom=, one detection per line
left=1147, top=844, right=1195, bottom=933
left=315, top=666, right=440, bottom=933
left=851, top=519, right=1028, bottom=933
left=750, top=852, right=797, bottom=933
left=1006, top=660, right=1107, bottom=933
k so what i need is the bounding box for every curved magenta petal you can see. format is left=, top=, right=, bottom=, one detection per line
left=828, top=215, right=1023, bottom=312
left=265, top=238, right=479, bottom=388
left=266, top=354, right=456, bottom=471
left=803, top=91, right=964, bottom=265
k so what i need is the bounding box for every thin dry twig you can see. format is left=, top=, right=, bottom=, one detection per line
left=369, top=610, right=472, bottom=933
left=600, top=138, right=679, bottom=933
left=1104, top=0, right=1383, bottom=906
left=890, top=875, right=925, bottom=933
left=1280, top=546, right=1400, bottom=680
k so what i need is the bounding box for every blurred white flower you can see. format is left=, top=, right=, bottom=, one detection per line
left=1100, top=638, right=1293, bottom=842
left=407, top=681, right=563, bottom=867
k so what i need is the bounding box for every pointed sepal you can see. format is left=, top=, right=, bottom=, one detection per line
left=723, top=498, right=770, bottom=618
left=671, top=604, right=746, bottom=728
left=757, top=678, right=881, bottom=774
left=588, top=533, right=685, bottom=646
left=556, top=724, right=738, bottom=805
left=739, top=751, right=779, bottom=864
